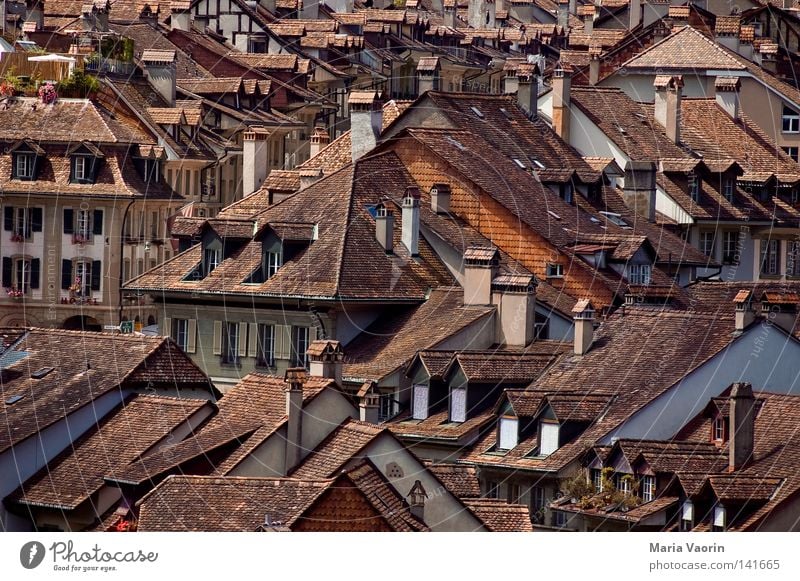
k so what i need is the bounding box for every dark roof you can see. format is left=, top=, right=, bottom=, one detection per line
left=462, top=498, right=534, bottom=531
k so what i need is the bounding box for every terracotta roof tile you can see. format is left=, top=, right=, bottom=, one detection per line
left=291, top=420, right=385, bottom=478
left=424, top=462, right=482, bottom=498
left=463, top=498, right=533, bottom=531
left=622, top=26, right=745, bottom=70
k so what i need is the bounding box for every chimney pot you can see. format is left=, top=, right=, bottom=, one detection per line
left=308, top=339, right=343, bottom=385
left=552, top=66, right=572, bottom=141
left=463, top=246, right=499, bottom=305
left=492, top=274, right=537, bottom=346
left=283, top=367, right=307, bottom=474
left=309, top=124, right=331, bottom=158
left=734, top=290, right=755, bottom=331
left=715, top=76, right=741, bottom=120
left=572, top=299, right=595, bottom=355
left=431, top=183, right=451, bottom=214
left=407, top=480, right=428, bottom=522
left=359, top=390, right=381, bottom=423
left=402, top=186, right=421, bottom=256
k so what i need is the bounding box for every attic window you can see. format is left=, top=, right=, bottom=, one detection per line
left=546, top=263, right=564, bottom=278
left=615, top=124, right=628, bottom=136
left=500, top=107, right=512, bottom=120
left=539, top=421, right=559, bottom=456
left=498, top=416, right=518, bottom=450
left=30, top=367, right=54, bottom=379
left=712, top=415, right=727, bottom=442
left=4, top=395, right=23, bottom=405
left=513, top=158, right=526, bottom=169
left=470, top=106, right=485, bottom=119
left=412, top=383, right=429, bottom=420
left=599, top=211, right=629, bottom=228
left=547, top=210, right=561, bottom=220
left=445, top=135, right=466, bottom=151
left=14, top=153, right=36, bottom=180
left=627, top=264, right=651, bottom=285
left=529, top=156, right=546, bottom=169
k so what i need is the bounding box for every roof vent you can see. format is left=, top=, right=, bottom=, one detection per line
left=548, top=210, right=562, bottom=220
left=30, top=367, right=54, bottom=379
left=513, top=158, right=526, bottom=169
left=5, top=395, right=23, bottom=405
left=470, top=106, right=484, bottom=119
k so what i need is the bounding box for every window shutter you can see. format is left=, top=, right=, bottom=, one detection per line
left=187, top=319, right=197, bottom=353
left=212, top=320, right=222, bottom=355
left=412, top=384, right=429, bottom=420
left=451, top=387, right=466, bottom=423
left=31, top=207, right=43, bottom=232
left=499, top=417, right=519, bottom=450
left=238, top=322, right=248, bottom=357
left=63, top=208, right=74, bottom=234
left=3, top=207, right=13, bottom=231
left=248, top=323, right=258, bottom=357
left=91, top=260, right=101, bottom=291
left=30, top=259, right=40, bottom=289
left=2, top=257, right=11, bottom=287
left=539, top=422, right=560, bottom=456
left=275, top=324, right=291, bottom=359
left=163, top=317, right=172, bottom=338
left=713, top=505, right=726, bottom=528
left=682, top=501, right=694, bottom=521
left=61, top=259, right=72, bottom=290
left=93, top=209, right=103, bottom=235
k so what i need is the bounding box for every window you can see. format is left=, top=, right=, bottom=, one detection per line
left=14, top=208, right=30, bottom=239
left=291, top=326, right=310, bottom=368
left=74, top=157, right=87, bottom=181
left=14, top=258, right=31, bottom=295
left=617, top=474, right=632, bottom=495
left=64, top=208, right=101, bottom=243
left=560, top=182, right=574, bottom=204
left=266, top=250, right=282, bottom=279
left=507, top=483, right=521, bottom=504
left=760, top=239, right=779, bottom=275
left=75, top=260, right=93, bottom=297
left=539, top=421, right=559, bottom=456
left=712, top=504, right=726, bottom=532
left=530, top=486, right=546, bottom=512
left=546, top=263, right=564, bottom=278
left=700, top=231, right=716, bottom=257
left=256, top=324, right=275, bottom=368
left=204, top=247, right=221, bottom=276
left=712, top=415, right=726, bottom=442
left=498, top=417, right=519, bottom=450
left=173, top=319, right=189, bottom=351
left=782, top=105, right=800, bottom=133
left=627, top=264, right=651, bottom=285
left=592, top=469, right=603, bottom=493
left=14, top=153, right=34, bottom=179
left=555, top=510, right=569, bottom=528
left=450, top=387, right=466, bottom=423
left=680, top=500, right=694, bottom=531
left=485, top=481, right=500, bottom=499
left=143, top=159, right=160, bottom=183
left=77, top=210, right=91, bottom=239
left=688, top=173, right=700, bottom=202
left=222, top=322, right=239, bottom=365
left=788, top=241, right=800, bottom=277
left=723, top=178, right=736, bottom=201
left=723, top=231, right=739, bottom=264
left=783, top=146, right=799, bottom=162
left=379, top=393, right=398, bottom=421
left=641, top=475, right=656, bottom=502
left=412, top=384, right=429, bottom=420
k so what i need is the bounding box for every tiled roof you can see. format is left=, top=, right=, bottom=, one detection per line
left=140, top=49, right=176, bottom=63
left=10, top=395, right=209, bottom=510
left=448, top=352, right=559, bottom=383
left=463, top=498, right=534, bottom=531
left=346, top=460, right=429, bottom=531
left=290, top=419, right=385, bottom=479
left=621, top=26, right=745, bottom=70
left=424, top=462, right=482, bottom=498
left=177, top=77, right=243, bottom=94
left=230, top=53, right=299, bottom=71
left=0, top=329, right=210, bottom=455
left=715, top=15, right=740, bottom=35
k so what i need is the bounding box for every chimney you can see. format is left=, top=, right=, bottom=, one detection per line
left=463, top=246, right=499, bottom=305
left=557, top=0, right=569, bottom=30
left=431, top=183, right=451, bottom=214
left=569, top=0, right=576, bottom=14
left=734, top=290, right=755, bottom=332
left=242, top=128, right=270, bottom=196
left=349, top=91, right=383, bottom=161
left=761, top=294, right=798, bottom=334
left=715, top=77, right=741, bottom=120
left=653, top=75, right=683, bottom=145
left=299, top=167, right=324, bottom=190
left=622, top=161, right=657, bottom=222
left=374, top=202, right=395, bottom=253
left=572, top=299, right=595, bottom=355
left=517, top=70, right=538, bottom=120
left=417, top=57, right=441, bottom=96
left=728, top=382, right=756, bottom=472
left=141, top=49, right=177, bottom=107
left=504, top=69, right=519, bottom=95
left=169, top=1, right=191, bottom=31
left=284, top=367, right=307, bottom=474
left=443, top=0, right=457, bottom=28
left=492, top=274, right=537, bottom=346
left=629, top=0, right=642, bottom=29
left=359, top=391, right=381, bottom=423
left=588, top=45, right=601, bottom=86
left=402, top=186, right=421, bottom=256
left=309, top=125, right=330, bottom=158
left=407, top=480, right=428, bottom=522
left=552, top=66, right=571, bottom=142
left=307, top=339, right=344, bottom=385
left=580, top=5, right=595, bottom=35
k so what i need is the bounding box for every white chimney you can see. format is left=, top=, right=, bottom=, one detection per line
left=734, top=290, right=755, bottom=332
left=309, top=125, right=330, bottom=158
left=307, top=339, right=343, bottom=385
left=629, top=0, right=642, bottom=29
left=141, top=49, right=177, bottom=107
left=729, top=382, right=756, bottom=472
left=349, top=91, right=383, bottom=161
left=492, top=275, right=537, bottom=346
left=242, top=128, right=270, bottom=196
left=715, top=76, right=740, bottom=120
left=552, top=66, right=571, bottom=142
left=431, top=183, right=451, bottom=214
left=299, top=167, right=324, bottom=190
left=375, top=202, right=394, bottom=253
left=443, top=0, right=457, bottom=28
left=170, top=1, right=192, bottom=31
left=653, top=75, right=683, bottom=145
left=402, top=186, right=421, bottom=256
left=417, top=57, right=441, bottom=96
left=407, top=480, right=428, bottom=522
left=359, top=392, right=381, bottom=424
left=284, top=367, right=307, bottom=474
left=572, top=299, right=595, bottom=355
left=589, top=46, right=601, bottom=86
left=558, top=0, right=569, bottom=30
left=463, top=246, right=499, bottom=305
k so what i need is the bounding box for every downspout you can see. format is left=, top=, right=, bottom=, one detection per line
left=118, top=199, right=136, bottom=325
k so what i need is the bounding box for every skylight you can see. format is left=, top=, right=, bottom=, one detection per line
left=529, top=156, right=546, bottom=169
left=500, top=108, right=512, bottom=120
left=599, top=211, right=630, bottom=228
left=445, top=135, right=466, bottom=151
left=548, top=210, right=562, bottom=220
left=5, top=395, right=23, bottom=405
left=30, top=367, right=54, bottom=379
left=513, top=158, right=526, bottom=169
left=470, top=106, right=485, bottom=119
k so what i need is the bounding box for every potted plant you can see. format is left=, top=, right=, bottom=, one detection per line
left=38, top=82, right=57, bottom=105
left=5, top=287, right=24, bottom=300
left=0, top=80, right=15, bottom=98
left=72, top=233, right=89, bottom=245
left=10, top=233, right=25, bottom=243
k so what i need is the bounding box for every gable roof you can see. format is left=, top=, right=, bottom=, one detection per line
left=621, top=25, right=746, bottom=71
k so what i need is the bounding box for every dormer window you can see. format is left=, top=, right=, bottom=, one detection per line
left=712, top=415, right=727, bottom=442
left=592, top=468, right=603, bottom=493
left=627, top=263, right=651, bottom=285
left=712, top=504, right=726, bottom=532
left=266, top=250, right=282, bottom=278
left=782, top=105, right=800, bottom=133
left=546, top=263, right=564, bottom=278
left=641, top=475, right=655, bottom=502
left=450, top=386, right=466, bottom=423
left=498, top=416, right=518, bottom=450
left=68, top=142, right=103, bottom=184
left=143, top=159, right=160, bottom=183
left=723, top=178, right=735, bottom=202
left=560, top=182, right=574, bottom=205
left=688, top=172, right=700, bottom=202
left=15, top=153, right=35, bottom=179
left=9, top=139, right=44, bottom=181
left=412, top=383, right=429, bottom=420
left=680, top=499, right=694, bottom=531
left=204, top=247, right=221, bottom=276
left=538, top=420, right=559, bottom=456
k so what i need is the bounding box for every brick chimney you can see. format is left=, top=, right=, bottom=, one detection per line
left=359, top=391, right=380, bottom=423
left=517, top=70, right=538, bottom=120
left=349, top=91, right=383, bottom=161
left=308, top=339, right=343, bottom=385
left=309, top=125, right=330, bottom=158
left=431, top=183, right=451, bottom=214
left=492, top=274, right=537, bottom=346
left=375, top=202, right=394, bottom=253
left=728, top=382, right=756, bottom=472
left=552, top=66, right=571, bottom=141
left=243, top=128, right=270, bottom=196
left=417, top=57, right=441, bottom=96
left=733, top=289, right=755, bottom=332
left=141, top=49, right=177, bottom=107
left=402, top=186, right=421, bottom=256
left=284, top=367, right=307, bottom=474
left=558, top=0, right=569, bottom=30
left=463, top=246, right=499, bottom=305
left=715, top=77, right=741, bottom=120
left=653, top=75, right=683, bottom=145
left=622, top=161, right=657, bottom=222
left=572, top=299, right=595, bottom=355
left=407, top=480, right=428, bottom=522
left=169, top=1, right=191, bottom=31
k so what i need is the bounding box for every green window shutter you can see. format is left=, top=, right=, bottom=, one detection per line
left=187, top=319, right=197, bottom=354
left=212, top=321, right=222, bottom=355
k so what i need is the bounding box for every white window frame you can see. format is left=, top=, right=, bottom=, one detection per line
left=723, top=231, right=739, bottom=263
left=628, top=263, right=651, bottom=285
left=713, top=416, right=726, bottom=442
left=14, top=207, right=30, bottom=238
left=74, top=156, right=87, bottom=181
left=204, top=247, right=221, bottom=275
left=379, top=392, right=397, bottom=421
left=14, top=258, right=31, bottom=295
left=539, top=421, right=559, bottom=456
left=266, top=250, right=282, bottom=279
left=75, top=260, right=92, bottom=298
left=641, top=475, right=655, bottom=502
left=782, top=106, right=800, bottom=133
left=291, top=326, right=310, bottom=368
left=256, top=323, right=275, bottom=368
left=681, top=500, right=694, bottom=530
left=173, top=318, right=189, bottom=351
left=546, top=263, right=564, bottom=278
left=76, top=209, right=92, bottom=239
left=592, top=469, right=603, bottom=493
left=713, top=504, right=726, bottom=531
left=761, top=239, right=779, bottom=275
left=412, top=383, right=429, bottom=420
left=700, top=231, right=716, bottom=257
left=617, top=474, right=632, bottom=495
left=450, top=387, right=467, bottom=423
left=498, top=416, right=519, bottom=450
left=723, top=178, right=736, bottom=201
left=222, top=321, right=239, bottom=365
left=15, top=154, right=34, bottom=179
